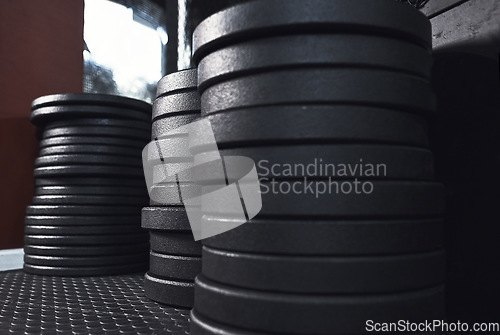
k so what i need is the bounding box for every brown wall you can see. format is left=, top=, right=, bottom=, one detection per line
left=0, top=0, right=84, bottom=249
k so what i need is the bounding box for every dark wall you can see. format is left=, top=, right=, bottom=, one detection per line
left=0, top=0, right=84, bottom=249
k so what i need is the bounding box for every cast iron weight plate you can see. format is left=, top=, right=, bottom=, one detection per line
left=31, top=195, right=148, bottom=206
left=194, top=275, right=445, bottom=334
left=31, top=105, right=150, bottom=125
left=26, top=205, right=143, bottom=216
left=33, top=165, right=144, bottom=178
left=39, top=136, right=146, bottom=149
left=203, top=181, right=444, bottom=218
left=24, top=243, right=149, bottom=256
left=25, top=224, right=144, bottom=235
left=156, top=69, right=198, bottom=97
left=202, top=216, right=443, bottom=255
left=23, top=262, right=147, bottom=276
left=34, top=186, right=147, bottom=196
left=24, top=234, right=148, bottom=246
left=149, top=231, right=201, bottom=256
left=144, top=272, right=195, bottom=308
left=34, top=177, right=146, bottom=187
left=194, top=144, right=435, bottom=181
left=31, top=93, right=151, bottom=113
left=41, top=126, right=150, bottom=140
left=152, top=91, right=201, bottom=120
left=149, top=251, right=201, bottom=281
left=190, top=105, right=429, bottom=151
left=25, top=215, right=141, bottom=226
left=39, top=145, right=142, bottom=157
left=151, top=113, right=200, bottom=139
left=191, top=0, right=432, bottom=63
left=198, top=34, right=432, bottom=91
left=35, top=155, right=142, bottom=168
left=202, top=246, right=445, bottom=293
left=148, top=184, right=201, bottom=206
left=141, top=207, right=191, bottom=231
left=201, top=69, right=435, bottom=115
left=45, top=118, right=151, bottom=130
left=24, top=253, right=147, bottom=267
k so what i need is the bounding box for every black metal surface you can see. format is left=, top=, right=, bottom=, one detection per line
left=39, top=136, right=146, bottom=149
left=24, top=253, right=147, bottom=267
left=34, top=185, right=147, bottom=196
left=194, top=275, right=444, bottom=334
left=24, top=224, right=144, bottom=235
left=201, top=246, right=445, bottom=293
left=34, top=155, right=142, bottom=168
left=33, top=165, right=144, bottom=178
left=24, top=243, right=149, bottom=256
left=45, top=118, right=151, bottom=130
left=152, top=91, right=201, bottom=120
left=190, top=106, right=430, bottom=150
left=198, top=34, right=431, bottom=91
left=149, top=251, right=201, bottom=281
left=145, top=272, right=195, bottom=309
left=31, top=93, right=152, bottom=112
left=156, top=69, right=198, bottom=97
left=152, top=114, right=200, bottom=139
left=202, top=217, right=443, bottom=255
left=192, top=0, right=432, bottom=63
left=194, top=144, right=435, bottom=181
left=0, top=270, right=190, bottom=334
left=26, top=205, right=143, bottom=216
left=150, top=231, right=202, bottom=256
left=142, top=207, right=191, bottom=231
left=34, top=177, right=146, bottom=187
left=39, top=144, right=142, bottom=157
left=41, top=126, right=151, bottom=140
left=201, top=69, right=435, bottom=115
left=31, top=195, right=148, bottom=206
left=24, top=234, right=148, bottom=246
left=23, top=263, right=148, bottom=277
left=25, top=215, right=141, bottom=226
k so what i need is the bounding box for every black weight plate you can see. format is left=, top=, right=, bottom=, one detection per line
left=24, top=233, right=148, bottom=246
left=35, top=186, right=147, bottom=197
left=194, top=145, right=434, bottom=181
left=149, top=251, right=201, bottom=281
left=201, top=69, right=435, bottom=115
left=151, top=113, right=200, bottom=139
left=39, top=136, right=145, bottom=149
left=26, top=205, right=142, bottom=216
left=24, top=243, right=149, bottom=256
left=192, top=0, right=431, bottom=63
left=31, top=105, right=150, bottom=125
left=202, top=246, right=445, bottom=294
left=202, top=216, right=443, bottom=255
left=141, top=207, right=191, bottom=231
left=24, top=253, right=147, bottom=267
left=149, top=184, right=200, bottom=206
left=152, top=91, right=200, bottom=120
left=39, top=144, right=142, bottom=157
left=156, top=69, right=198, bottom=97
left=31, top=93, right=151, bottom=113
left=204, top=181, right=444, bottom=218
left=34, top=177, right=146, bottom=187
left=31, top=195, right=148, bottom=206
left=190, top=105, right=429, bottom=150
left=190, top=309, right=262, bottom=335
left=150, top=231, right=201, bottom=256
left=25, top=215, right=141, bottom=226
left=152, top=163, right=194, bottom=184
left=25, top=224, right=143, bottom=235
left=35, top=154, right=142, bottom=168
left=194, top=276, right=444, bottom=334
left=23, top=262, right=147, bottom=276
left=144, top=272, right=194, bottom=308
left=33, top=165, right=143, bottom=177
left=42, top=126, right=150, bottom=140
left=146, top=136, right=190, bottom=162
left=198, top=34, right=431, bottom=91
left=45, top=118, right=151, bottom=130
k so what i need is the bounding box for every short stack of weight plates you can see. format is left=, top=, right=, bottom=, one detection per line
left=24, top=93, right=151, bottom=276
left=142, top=69, right=202, bottom=308
left=189, top=1, right=445, bottom=334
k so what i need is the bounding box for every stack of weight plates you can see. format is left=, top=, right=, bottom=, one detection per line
left=189, top=1, right=446, bottom=334
left=142, top=69, right=202, bottom=308
left=24, top=93, right=151, bottom=276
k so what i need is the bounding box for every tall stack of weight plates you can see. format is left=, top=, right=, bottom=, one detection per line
left=142, top=69, right=202, bottom=308
left=24, top=93, right=151, bottom=276
left=189, top=1, right=446, bottom=334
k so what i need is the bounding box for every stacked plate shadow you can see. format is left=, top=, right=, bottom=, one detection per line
left=189, top=1, right=446, bottom=334
left=24, top=93, right=151, bottom=276
left=142, top=69, right=202, bottom=308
